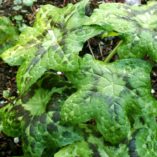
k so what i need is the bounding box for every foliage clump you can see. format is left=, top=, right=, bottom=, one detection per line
left=0, top=0, right=157, bottom=156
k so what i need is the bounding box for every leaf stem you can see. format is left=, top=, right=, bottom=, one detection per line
left=104, top=40, right=123, bottom=63
left=88, top=41, right=95, bottom=59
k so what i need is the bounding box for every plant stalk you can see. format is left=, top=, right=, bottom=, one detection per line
left=104, top=40, right=123, bottom=63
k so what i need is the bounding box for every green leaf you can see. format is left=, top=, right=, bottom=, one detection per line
left=62, top=56, right=156, bottom=144
left=54, top=134, right=129, bottom=157
left=22, top=111, right=82, bottom=157
left=54, top=135, right=109, bottom=157
left=1, top=26, right=43, bottom=65
left=1, top=74, right=81, bottom=156
left=105, top=144, right=129, bottom=157
left=23, top=0, right=37, bottom=6
left=86, top=2, right=157, bottom=61
left=54, top=141, right=93, bottom=157
left=21, top=88, right=61, bottom=116
left=1, top=0, right=102, bottom=93
left=1, top=89, right=82, bottom=156
left=21, top=88, right=82, bottom=157
left=1, top=83, right=59, bottom=137
left=0, top=16, right=18, bottom=54
left=128, top=128, right=157, bottom=157
left=0, top=101, right=23, bottom=137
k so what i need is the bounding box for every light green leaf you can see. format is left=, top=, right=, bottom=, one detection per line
left=62, top=56, right=156, bottom=144
left=128, top=128, right=157, bottom=157
left=54, top=135, right=109, bottom=157
left=1, top=26, right=44, bottom=65
left=1, top=0, right=101, bottom=93
left=22, top=88, right=62, bottom=116
left=54, top=134, right=129, bottom=157
left=1, top=74, right=81, bottom=156
left=0, top=16, right=18, bottom=54
left=54, top=141, right=93, bottom=157
left=22, top=111, right=82, bottom=157
left=23, top=0, right=37, bottom=6
left=86, top=2, right=157, bottom=61
left=0, top=101, right=23, bottom=137
left=105, top=144, right=129, bottom=157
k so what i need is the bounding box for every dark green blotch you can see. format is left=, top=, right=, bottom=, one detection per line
left=46, top=101, right=60, bottom=112
left=26, top=39, right=36, bottom=46
left=51, top=45, right=59, bottom=52
left=85, top=5, right=93, bottom=16
left=122, top=76, right=129, bottom=82
left=104, top=95, right=114, bottom=105
left=13, top=105, right=30, bottom=119
left=35, top=46, right=46, bottom=56
left=139, top=116, right=145, bottom=125
left=135, top=89, right=141, bottom=96
left=36, top=30, right=47, bottom=39
left=128, top=139, right=138, bottom=157
left=128, top=131, right=139, bottom=157
left=90, top=86, right=98, bottom=93
left=88, top=143, right=100, bottom=157
left=29, top=125, right=36, bottom=136
left=47, top=123, right=58, bottom=133
left=39, top=114, right=47, bottom=123
left=52, top=112, right=61, bottom=122
left=54, top=22, right=64, bottom=29
left=93, top=68, right=104, bottom=77
left=23, top=133, right=29, bottom=146
left=83, top=66, right=91, bottom=72
left=22, top=87, right=36, bottom=103
left=123, top=76, right=134, bottom=90
left=59, top=39, right=65, bottom=46
left=112, top=102, right=120, bottom=122
left=62, top=60, right=68, bottom=65
left=23, top=112, right=32, bottom=127
left=125, top=81, right=133, bottom=90
left=30, top=141, right=36, bottom=152
left=62, top=131, right=71, bottom=138
left=32, top=116, right=39, bottom=126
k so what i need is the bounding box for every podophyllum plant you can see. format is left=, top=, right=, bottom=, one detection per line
left=0, top=0, right=157, bottom=156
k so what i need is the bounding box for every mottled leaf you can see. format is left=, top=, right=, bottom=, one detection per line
left=1, top=0, right=102, bottom=93
left=86, top=2, right=157, bottom=61
left=1, top=1, right=157, bottom=157
left=62, top=56, right=157, bottom=144
left=54, top=135, right=108, bottom=157
left=0, top=16, right=18, bottom=54
left=1, top=74, right=81, bottom=156
left=128, top=128, right=157, bottom=157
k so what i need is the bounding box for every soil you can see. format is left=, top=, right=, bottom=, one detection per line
left=0, top=133, right=22, bottom=157
left=0, top=59, right=17, bottom=102
left=0, top=59, right=19, bottom=157
left=0, top=0, right=155, bottom=156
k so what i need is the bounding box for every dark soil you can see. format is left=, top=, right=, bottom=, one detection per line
left=0, top=60, right=19, bottom=157
left=0, top=59, right=17, bottom=105
left=151, top=65, right=157, bottom=99
left=0, top=133, right=22, bottom=157
left=0, top=0, right=155, bottom=156
left=80, top=36, right=120, bottom=61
